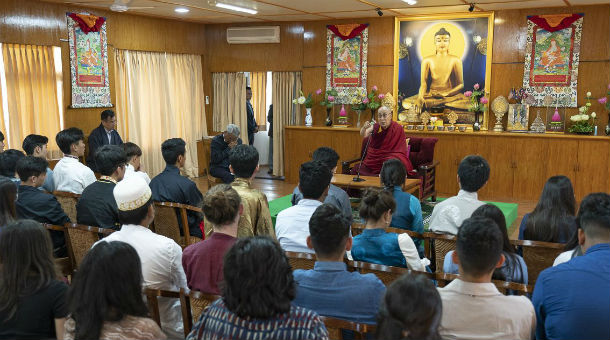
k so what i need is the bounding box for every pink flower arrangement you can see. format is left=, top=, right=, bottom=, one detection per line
left=599, top=97, right=608, bottom=104
left=372, top=85, right=378, bottom=91
left=474, top=83, right=480, bottom=90
left=327, top=95, right=335, bottom=102
left=464, top=91, right=473, bottom=97
left=480, top=97, right=489, bottom=104
left=315, top=88, right=322, bottom=95
left=378, top=94, right=385, bottom=100
left=362, top=97, right=370, bottom=104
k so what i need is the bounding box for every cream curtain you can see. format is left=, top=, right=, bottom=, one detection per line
left=272, top=71, right=302, bottom=176
left=212, top=72, right=248, bottom=142
left=114, top=49, right=206, bottom=178
left=2, top=44, right=62, bottom=157
left=250, top=72, right=267, bottom=130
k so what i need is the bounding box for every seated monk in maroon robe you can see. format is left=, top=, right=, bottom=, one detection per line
left=351, top=106, right=414, bottom=176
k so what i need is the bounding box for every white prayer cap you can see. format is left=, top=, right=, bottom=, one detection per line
left=226, top=124, right=240, bottom=136
left=113, top=176, right=152, bottom=211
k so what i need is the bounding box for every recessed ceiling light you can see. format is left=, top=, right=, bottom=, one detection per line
left=216, top=2, right=257, bottom=15
left=175, top=7, right=190, bottom=13
left=403, top=0, right=417, bottom=4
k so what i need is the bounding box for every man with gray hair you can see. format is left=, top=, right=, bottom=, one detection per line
left=210, top=124, right=242, bottom=183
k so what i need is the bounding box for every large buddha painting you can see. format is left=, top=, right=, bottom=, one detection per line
left=393, top=13, right=493, bottom=127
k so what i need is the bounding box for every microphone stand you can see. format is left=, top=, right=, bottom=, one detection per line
left=353, top=124, right=374, bottom=182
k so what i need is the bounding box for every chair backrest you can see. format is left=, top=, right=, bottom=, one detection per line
left=510, top=239, right=564, bottom=285
left=53, top=191, right=80, bottom=222
left=351, top=224, right=423, bottom=239
left=285, top=251, right=317, bottom=270
left=44, top=224, right=73, bottom=277
left=143, top=288, right=190, bottom=338
left=405, top=136, right=438, bottom=168
left=435, top=272, right=533, bottom=296
left=348, top=260, right=434, bottom=286
left=64, top=223, right=114, bottom=269
left=180, top=289, right=221, bottom=334
left=319, top=316, right=376, bottom=340
left=201, top=136, right=214, bottom=176
left=153, top=202, right=202, bottom=248
left=423, top=232, right=457, bottom=273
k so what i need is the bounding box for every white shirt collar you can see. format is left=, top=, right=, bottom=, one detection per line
left=457, top=189, right=479, bottom=201
left=444, top=278, right=501, bottom=297
left=119, top=224, right=153, bottom=233
left=297, top=199, right=323, bottom=206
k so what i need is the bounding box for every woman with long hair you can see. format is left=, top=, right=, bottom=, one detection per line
left=0, top=177, right=17, bottom=228
left=520, top=176, right=577, bottom=243
left=376, top=274, right=442, bottom=340
left=64, top=241, right=165, bottom=340
left=0, top=220, right=68, bottom=339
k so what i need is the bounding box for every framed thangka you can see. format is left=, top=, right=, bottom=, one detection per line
left=67, top=12, right=112, bottom=108
left=394, top=13, right=494, bottom=128
left=523, top=14, right=583, bottom=108
left=326, top=24, right=368, bottom=104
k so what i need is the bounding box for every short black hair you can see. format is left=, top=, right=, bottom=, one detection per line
left=22, top=134, right=49, bottom=156
left=458, top=155, right=490, bottom=192
left=229, top=145, right=259, bottom=178
left=0, top=131, right=4, bottom=142
left=309, top=204, right=350, bottom=258
left=16, top=156, right=48, bottom=181
left=122, top=142, right=142, bottom=161
left=456, top=216, right=503, bottom=276
left=298, top=161, right=332, bottom=200
left=577, top=193, right=610, bottom=240
left=95, top=145, right=127, bottom=176
left=246, top=86, right=252, bottom=91
left=56, top=128, right=84, bottom=154
left=101, top=110, right=115, bottom=121
left=380, top=158, right=406, bottom=189
left=0, top=150, right=25, bottom=177
left=117, top=199, right=152, bottom=226
left=161, top=138, right=186, bottom=165
left=312, top=147, right=339, bottom=172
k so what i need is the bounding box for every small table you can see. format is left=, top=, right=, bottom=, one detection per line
left=331, top=174, right=421, bottom=199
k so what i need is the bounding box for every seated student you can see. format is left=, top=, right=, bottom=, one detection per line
left=291, top=147, right=352, bottom=222
left=65, top=241, right=166, bottom=340
left=0, top=220, right=69, bottom=339
left=444, top=204, right=528, bottom=287
left=0, top=178, right=17, bottom=229
left=438, top=216, right=535, bottom=340
left=351, top=187, right=428, bottom=271
left=376, top=273, right=442, bottom=340
left=76, top=145, right=127, bottom=230
left=552, top=228, right=582, bottom=266
left=183, top=184, right=240, bottom=294
left=15, top=156, right=70, bottom=257
left=533, top=193, right=610, bottom=340
left=22, top=134, right=54, bottom=192
left=187, top=237, right=328, bottom=340
left=209, top=124, right=242, bottom=184
left=150, top=138, right=203, bottom=238
left=53, top=127, right=96, bottom=194
left=429, top=155, right=489, bottom=235
left=519, top=176, right=577, bottom=243
left=0, top=149, right=25, bottom=187
left=0, top=130, right=4, bottom=152
left=293, top=203, right=385, bottom=324
left=275, top=161, right=332, bottom=253
left=121, top=142, right=151, bottom=184
left=98, top=176, right=188, bottom=339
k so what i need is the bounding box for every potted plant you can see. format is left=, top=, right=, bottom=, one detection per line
left=569, top=91, right=596, bottom=135
left=293, top=90, right=318, bottom=127
left=464, top=83, right=488, bottom=131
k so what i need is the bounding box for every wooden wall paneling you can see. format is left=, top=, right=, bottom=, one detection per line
left=302, top=66, right=327, bottom=126
left=491, top=9, right=528, bottom=64
left=511, top=137, right=549, bottom=200
left=545, top=139, right=578, bottom=185
left=331, top=129, right=362, bottom=164
left=489, top=63, right=524, bottom=130
left=574, top=139, right=610, bottom=200
left=428, top=134, right=462, bottom=196
left=303, top=22, right=328, bottom=68
left=283, top=128, right=333, bottom=183
left=364, top=17, right=394, bottom=66
left=482, top=136, right=515, bottom=200
left=575, top=61, right=610, bottom=132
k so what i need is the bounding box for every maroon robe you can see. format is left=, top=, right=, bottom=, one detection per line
left=353, top=120, right=413, bottom=176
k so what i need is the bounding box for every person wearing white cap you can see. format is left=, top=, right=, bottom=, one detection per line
left=95, top=176, right=188, bottom=339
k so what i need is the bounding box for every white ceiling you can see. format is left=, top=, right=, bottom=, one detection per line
left=41, top=0, right=609, bottom=23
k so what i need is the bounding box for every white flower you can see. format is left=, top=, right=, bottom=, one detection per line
left=570, top=115, right=577, bottom=122
left=591, top=112, right=597, bottom=118
left=582, top=114, right=589, bottom=121
left=586, top=91, right=592, bottom=97
left=579, top=106, right=586, bottom=113
left=292, top=99, right=297, bottom=104
left=297, top=96, right=306, bottom=105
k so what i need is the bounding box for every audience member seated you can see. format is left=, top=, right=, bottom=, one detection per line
left=351, top=187, right=428, bottom=271
left=519, top=175, right=577, bottom=243
left=429, top=155, right=489, bottom=235
left=99, top=176, right=188, bottom=338
left=122, top=142, right=151, bottom=184
left=0, top=220, right=68, bottom=339
left=380, top=158, right=424, bottom=255
left=293, top=203, right=385, bottom=324
left=22, top=134, right=54, bottom=192
left=0, top=130, right=4, bottom=152
left=187, top=236, right=329, bottom=340
left=0, top=178, right=17, bottom=229
left=292, top=147, right=352, bottom=223
left=209, top=124, right=242, bottom=184
left=86, top=109, right=124, bottom=172
left=15, top=156, right=69, bottom=257
left=65, top=241, right=166, bottom=340
left=150, top=138, right=203, bottom=238
left=552, top=228, right=582, bottom=266
left=183, top=184, right=239, bottom=294
left=275, top=161, right=332, bottom=253
left=53, top=128, right=96, bottom=194
left=76, top=145, right=126, bottom=230
left=444, top=204, right=528, bottom=287
left=533, top=193, right=610, bottom=340
left=375, top=273, right=442, bottom=340
left=0, top=149, right=25, bottom=187
left=438, top=216, right=535, bottom=340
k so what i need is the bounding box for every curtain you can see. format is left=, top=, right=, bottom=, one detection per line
left=114, top=49, right=206, bottom=178
left=2, top=44, right=62, bottom=157
left=272, top=71, right=302, bottom=176
left=250, top=72, right=267, bottom=130
left=212, top=72, right=248, bottom=143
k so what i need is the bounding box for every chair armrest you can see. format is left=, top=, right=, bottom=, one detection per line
left=341, top=157, right=362, bottom=174
left=419, top=160, right=439, bottom=172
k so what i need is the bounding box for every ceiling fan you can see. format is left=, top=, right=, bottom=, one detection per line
left=69, top=0, right=155, bottom=12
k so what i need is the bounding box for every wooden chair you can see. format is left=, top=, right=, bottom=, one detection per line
left=200, top=136, right=224, bottom=188
left=153, top=202, right=203, bottom=248
left=285, top=251, right=317, bottom=270
left=44, top=224, right=73, bottom=277
left=510, top=239, right=565, bottom=285
left=319, top=316, right=376, bottom=340
left=180, top=289, right=221, bottom=334
left=52, top=191, right=80, bottom=222
left=435, top=272, right=533, bottom=296
left=64, top=223, right=114, bottom=269
left=143, top=288, right=191, bottom=338
left=348, top=260, right=434, bottom=286
left=423, top=232, right=457, bottom=273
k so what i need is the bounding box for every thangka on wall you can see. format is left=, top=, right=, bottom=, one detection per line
left=326, top=24, right=368, bottom=104
left=67, top=12, right=112, bottom=108
left=523, top=14, right=583, bottom=107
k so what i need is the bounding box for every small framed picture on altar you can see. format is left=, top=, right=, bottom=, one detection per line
left=507, top=104, right=529, bottom=132
left=546, top=107, right=565, bottom=133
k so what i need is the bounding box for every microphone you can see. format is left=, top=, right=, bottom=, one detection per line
left=353, top=123, right=375, bottom=182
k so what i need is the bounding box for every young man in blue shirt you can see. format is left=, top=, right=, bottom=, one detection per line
left=292, top=203, right=386, bottom=324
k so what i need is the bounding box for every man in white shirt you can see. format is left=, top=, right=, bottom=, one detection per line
left=429, top=155, right=489, bottom=235
left=53, top=127, right=96, bottom=194
left=96, top=176, right=187, bottom=339
left=438, top=216, right=535, bottom=340
left=275, top=161, right=332, bottom=253
left=122, top=142, right=151, bottom=184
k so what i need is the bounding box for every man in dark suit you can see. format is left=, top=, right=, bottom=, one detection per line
left=87, top=109, right=124, bottom=172
left=267, top=104, right=273, bottom=174
left=246, top=86, right=258, bottom=145
left=209, top=124, right=242, bottom=183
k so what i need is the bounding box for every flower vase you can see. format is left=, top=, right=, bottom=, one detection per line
left=356, top=110, right=362, bottom=128
left=370, top=108, right=377, bottom=122
left=305, top=107, right=313, bottom=127
left=337, top=104, right=348, bottom=125
left=606, top=113, right=610, bottom=136
left=325, top=107, right=333, bottom=126
left=473, top=111, right=481, bottom=131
